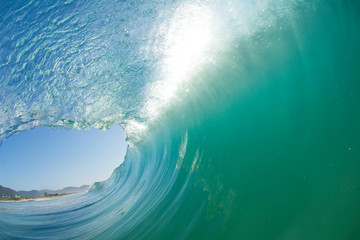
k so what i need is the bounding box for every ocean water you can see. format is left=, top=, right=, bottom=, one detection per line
left=1, top=0, right=360, bottom=239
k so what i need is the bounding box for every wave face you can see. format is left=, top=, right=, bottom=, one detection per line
left=1, top=0, right=360, bottom=239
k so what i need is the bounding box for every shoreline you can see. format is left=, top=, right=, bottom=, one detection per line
left=0, top=192, right=82, bottom=203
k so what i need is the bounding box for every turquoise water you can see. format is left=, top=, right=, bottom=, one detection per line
left=1, top=0, right=360, bottom=239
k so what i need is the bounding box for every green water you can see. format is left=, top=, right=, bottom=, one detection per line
left=162, top=2, right=360, bottom=238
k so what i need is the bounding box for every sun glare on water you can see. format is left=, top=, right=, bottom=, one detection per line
left=144, top=3, right=214, bottom=117
left=127, top=3, right=215, bottom=139
left=162, top=4, right=213, bottom=91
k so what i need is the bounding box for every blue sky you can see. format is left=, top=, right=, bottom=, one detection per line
left=0, top=125, right=127, bottom=191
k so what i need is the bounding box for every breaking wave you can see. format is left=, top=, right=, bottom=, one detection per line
left=1, top=0, right=360, bottom=239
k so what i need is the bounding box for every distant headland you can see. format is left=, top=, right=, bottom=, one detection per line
left=0, top=185, right=90, bottom=202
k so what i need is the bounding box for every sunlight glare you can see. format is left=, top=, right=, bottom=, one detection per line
left=143, top=3, right=214, bottom=120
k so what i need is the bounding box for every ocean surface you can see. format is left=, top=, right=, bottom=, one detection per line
left=1, top=0, right=360, bottom=239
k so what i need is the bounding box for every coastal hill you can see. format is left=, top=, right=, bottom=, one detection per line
left=0, top=185, right=18, bottom=197
left=0, top=185, right=90, bottom=198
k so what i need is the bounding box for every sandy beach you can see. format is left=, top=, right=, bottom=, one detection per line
left=0, top=193, right=77, bottom=203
